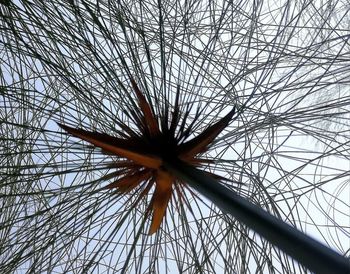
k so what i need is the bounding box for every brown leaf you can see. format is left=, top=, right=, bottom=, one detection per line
left=130, top=79, right=160, bottom=137
left=178, top=108, right=235, bottom=160
left=106, top=169, right=152, bottom=191
left=58, top=123, right=162, bottom=168
left=106, top=160, right=139, bottom=169
left=148, top=169, right=173, bottom=234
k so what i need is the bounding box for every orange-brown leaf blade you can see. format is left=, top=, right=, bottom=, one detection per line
left=106, top=169, right=152, bottom=192
left=178, top=108, right=235, bottom=160
left=130, top=79, right=160, bottom=137
left=149, top=169, right=173, bottom=234
left=58, top=123, right=162, bottom=168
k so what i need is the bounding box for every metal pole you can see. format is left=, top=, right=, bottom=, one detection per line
left=164, top=159, right=350, bottom=274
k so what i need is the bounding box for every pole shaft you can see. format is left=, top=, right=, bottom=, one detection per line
left=164, top=160, right=350, bottom=274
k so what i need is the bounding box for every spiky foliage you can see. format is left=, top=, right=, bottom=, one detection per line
left=1, top=1, right=350, bottom=273
left=58, top=93, right=235, bottom=235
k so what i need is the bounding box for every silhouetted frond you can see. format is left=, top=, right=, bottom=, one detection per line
left=1, top=1, right=350, bottom=273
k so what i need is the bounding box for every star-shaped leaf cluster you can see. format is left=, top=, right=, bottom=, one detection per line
left=59, top=80, right=235, bottom=234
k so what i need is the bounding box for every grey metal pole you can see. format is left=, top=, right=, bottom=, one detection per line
left=164, top=159, right=350, bottom=274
